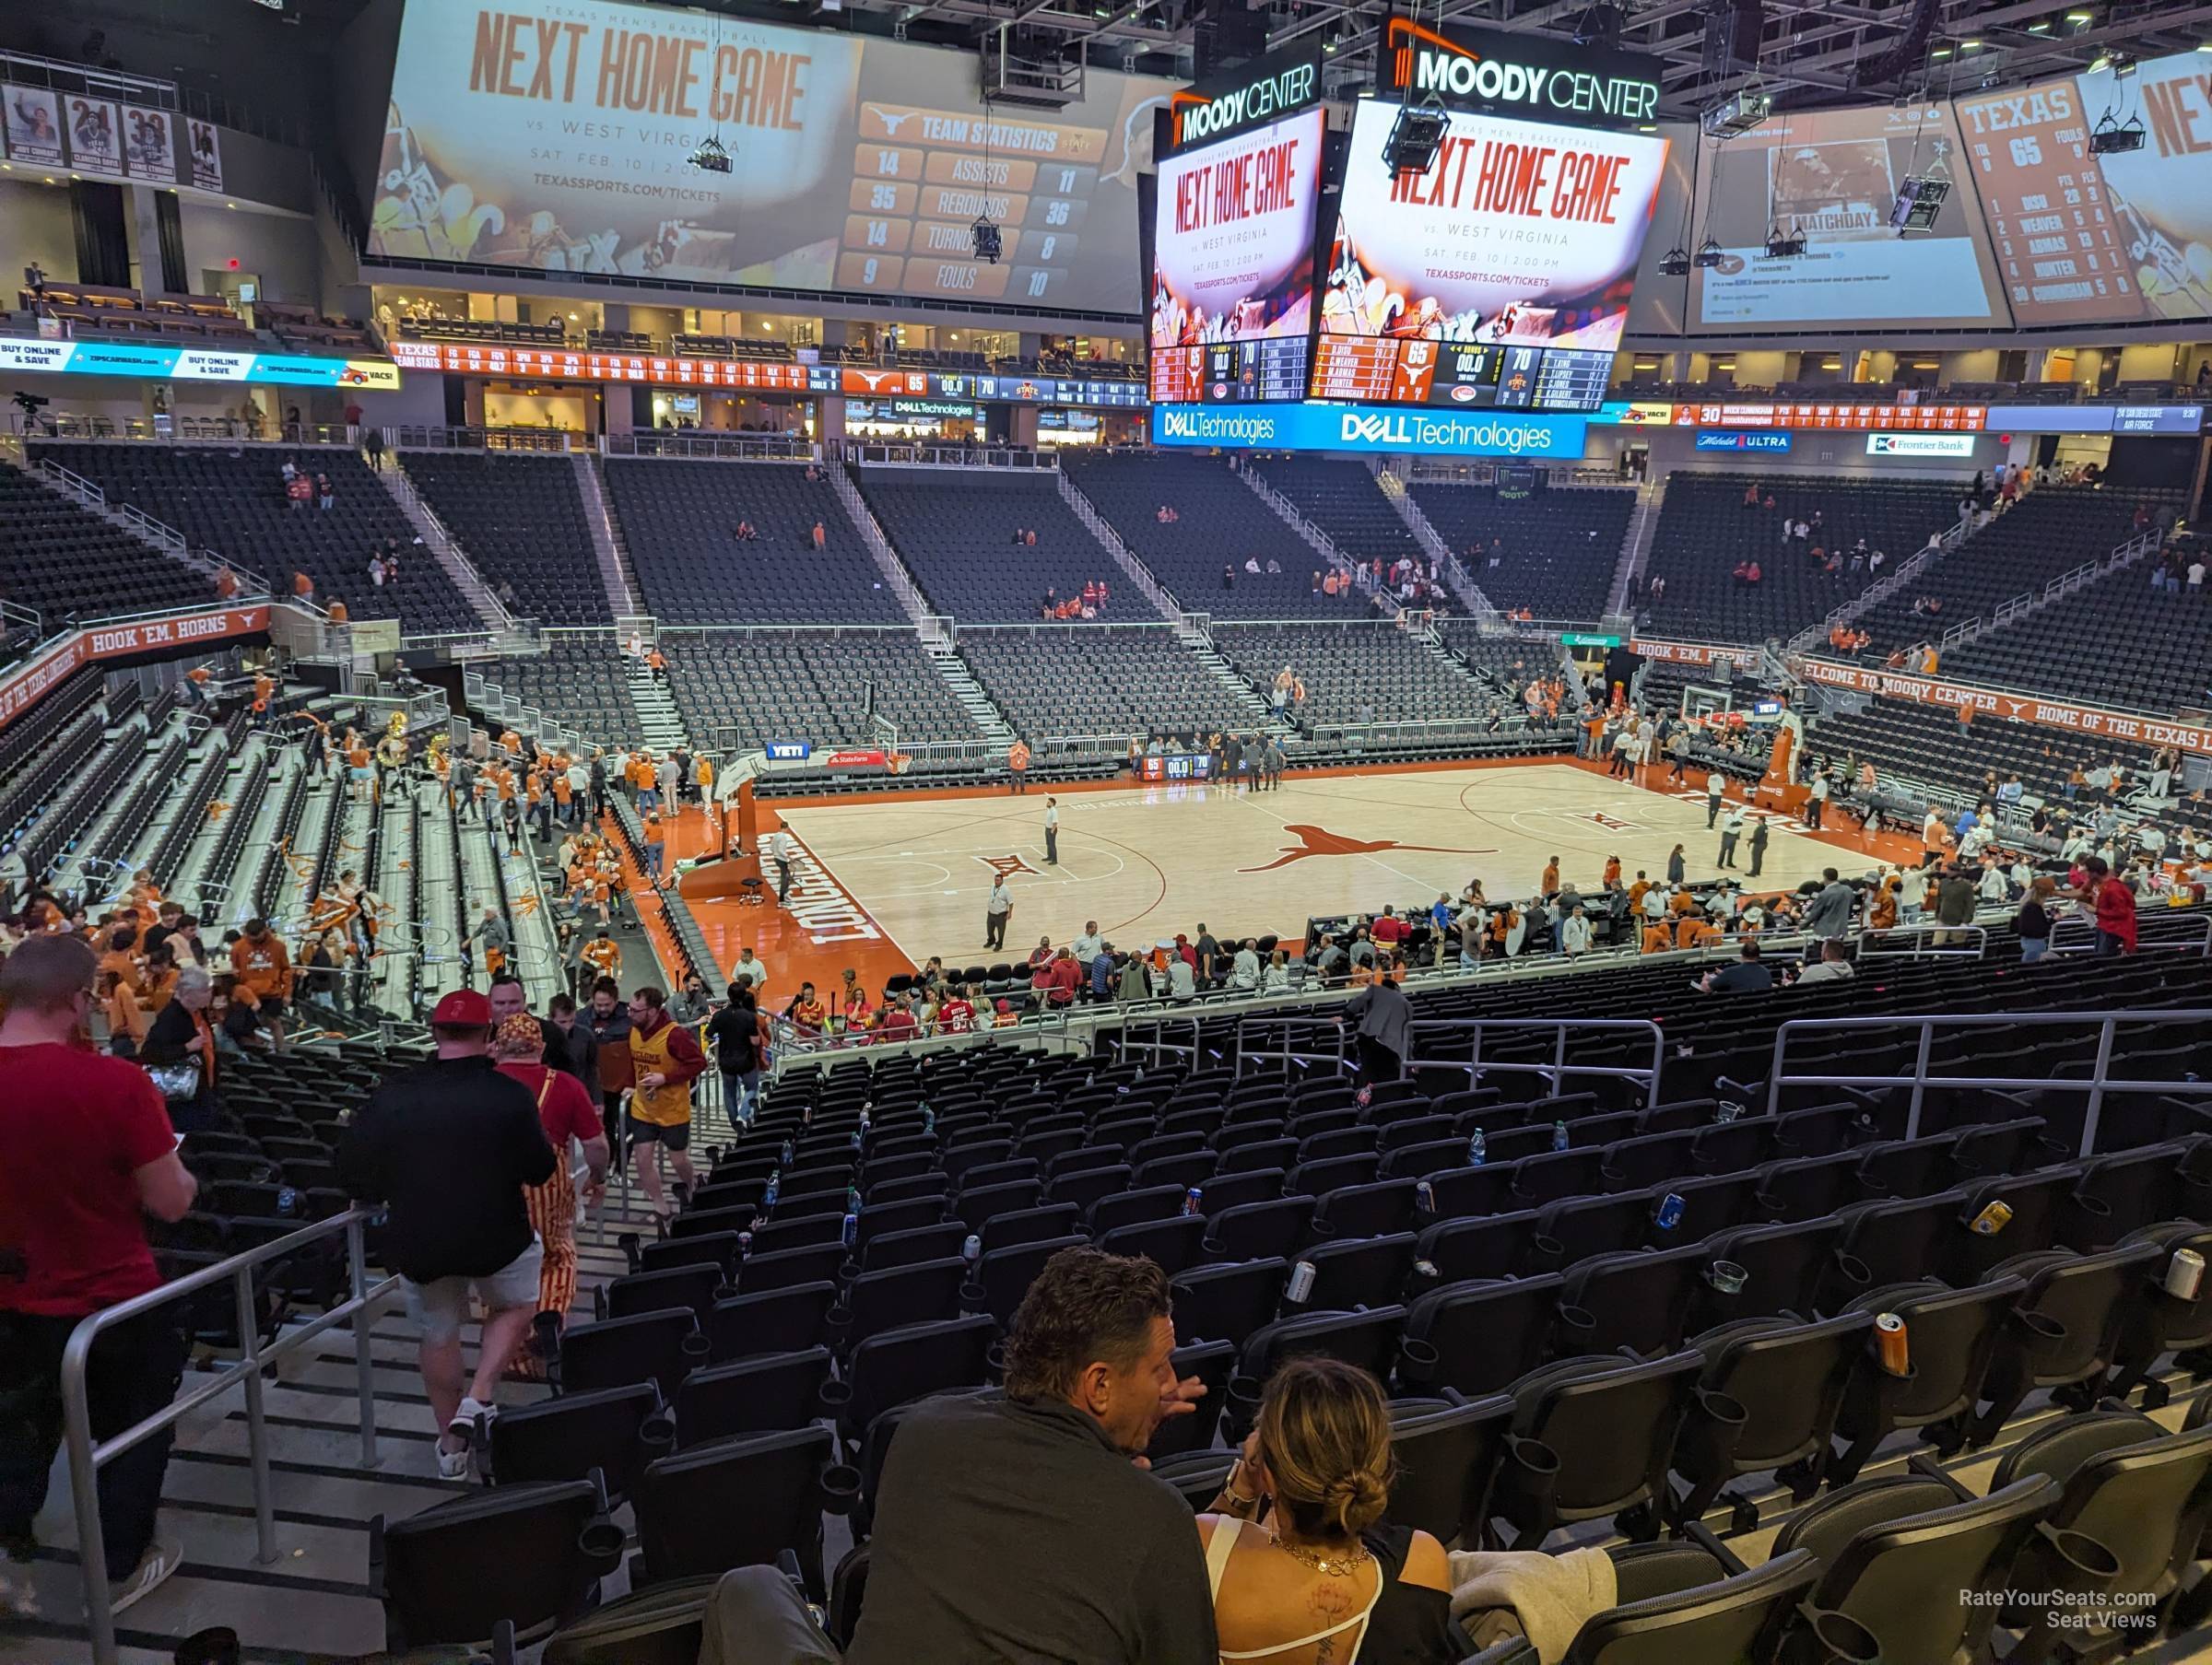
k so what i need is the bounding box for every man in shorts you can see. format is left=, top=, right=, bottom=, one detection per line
left=624, top=984, right=706, bottom=1219
left=337, top=990, right=554, bottom=1479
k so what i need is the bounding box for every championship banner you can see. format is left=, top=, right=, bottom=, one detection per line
left=121, top=103, right=177, bottom=182
left=2, top=85, right=65, bottom=168
left=185, top=116, right=222, bottom=191
left=368, top=0, right=1172, bottom=312
left=62, top=94, right=126, bottom=178
left=1797, top=657, right=2212, bottom=756
left=0, top=605, right=271, bottom=733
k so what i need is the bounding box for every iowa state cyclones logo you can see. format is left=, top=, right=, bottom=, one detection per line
left=1241, top=824, right=1495, bottom=873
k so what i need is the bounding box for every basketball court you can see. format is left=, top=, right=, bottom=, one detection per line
left=757, top=760, right=1867, bottom=970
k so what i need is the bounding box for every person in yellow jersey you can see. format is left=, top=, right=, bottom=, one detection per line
left=623, top=984, right=705, bottom=1217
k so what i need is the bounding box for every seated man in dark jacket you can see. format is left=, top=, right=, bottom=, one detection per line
left=700, top=1248, right=1218, bottom=1663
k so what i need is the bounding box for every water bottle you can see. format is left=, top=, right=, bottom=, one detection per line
left=763, top=1172, right=780, bottom=1208
left=922, top=1107, right=935, bottom=1135
left=1551, top=1120, right=1570, bottom=1152
left=859, top=1106, right=872, bottom=1133
left=1466, top=1130, right=1487, bottom=1167
left=846, top=1184, right=862, bottom=1215
left=276, top=1185, right=300, bottom=1217
left=780, top=1137, right=794, bottom=1167
left=1416, top=1179, right=1436, bottom=1212
left=850, top=1128, right=865, bottom=1153
left=841, top=1212, right=858, bottom=1249
left=962, top=1232, right=982, bottom=1264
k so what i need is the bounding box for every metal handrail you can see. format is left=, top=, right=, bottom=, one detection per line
left=1760, top=1008, right=2212, bottom=1152
left=64, top=1208, right=394, bottom=1664
left=1854, top=923, right=1990, bottom=960
left=1407, top=1016, right=1668, bottom=1107
left=2048, top=910, right=2212, bottom=958
left=603, top=431, right=813, bottom=461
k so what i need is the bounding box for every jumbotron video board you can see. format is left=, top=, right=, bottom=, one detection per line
left=1148, top=49, right=1328, bottom=407
left=1310, top=22, right=1668, bottom=414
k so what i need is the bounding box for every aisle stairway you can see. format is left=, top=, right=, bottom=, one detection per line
left=925, top=643, right=1015, bottom=746
left=626, top=657, right=692, bottom=753
left=0, top=1049, right=736, bottom=1663
left=370, top=462, right=512, bottom=631
left=572, top=453, right=644, bottom=621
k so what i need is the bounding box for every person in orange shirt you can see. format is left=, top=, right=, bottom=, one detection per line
left=551, top=767, right=573, bottom=827
left=1869, top=877, right=1900, bottom=932
left=97, top=925, right=143, bottom=995
left=525, top=768, right=551, bottom=842
left=1675, top=912, right=1716, bottom=950
left=1641, top=919, right=1674, bottom=954
left=100, top=969, right=150, bottom=1055
left=123, top=872, right=163, bottom=930
left=1668, top=887, right=1697, bottom=917
left=229, top=917, right=292, bottom=1050
left=215, top=567, right=241, bottom=600
left=291, top=570, right=314, bottom=600
left=1539, top=857, right=1560, bottom=897
left=1007, top=738, right=1031, bottom=795
left=579, top=929, right=621, bottom=988
left=347, top=731, right=373, bottom=803
left=140, top=949, right=178, bottom=1014
left=1602, top=855, right=1622, bottom=890
left=499, top=728, right=523, bottom=757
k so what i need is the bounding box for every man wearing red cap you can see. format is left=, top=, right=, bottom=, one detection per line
left=337, top=989, right=555, bottom=1479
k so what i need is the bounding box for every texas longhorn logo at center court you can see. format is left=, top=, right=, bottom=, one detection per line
left=1241, top=824, right=1496, bottom=874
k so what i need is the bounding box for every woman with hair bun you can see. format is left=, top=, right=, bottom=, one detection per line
left=1197, top=1357, right=1457, bottom=1661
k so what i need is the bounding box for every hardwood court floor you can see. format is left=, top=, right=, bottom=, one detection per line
left=773, top=760, right=1865, bottom=968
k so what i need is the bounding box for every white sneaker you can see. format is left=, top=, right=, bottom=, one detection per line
left=447, top=1395, right=495, bottom=1451
left=435, top=1444, right=471, bottom=1483
left=107, top=1535, right=183, bottom=1614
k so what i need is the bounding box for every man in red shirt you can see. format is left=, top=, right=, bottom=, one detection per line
left=1370, top=907, right=1410, bottom=949
left=936, top=984, right=978, bottom=1035
left=2081, top=856, right=2138, bottom=956
left=492, top=1014, right=607, bottom=1375
left=1041, top=948, right=1084, bottom=1008
left=874, top=990, right=920, bottom=1045
left=0, top=935, right=198, bottom=1611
